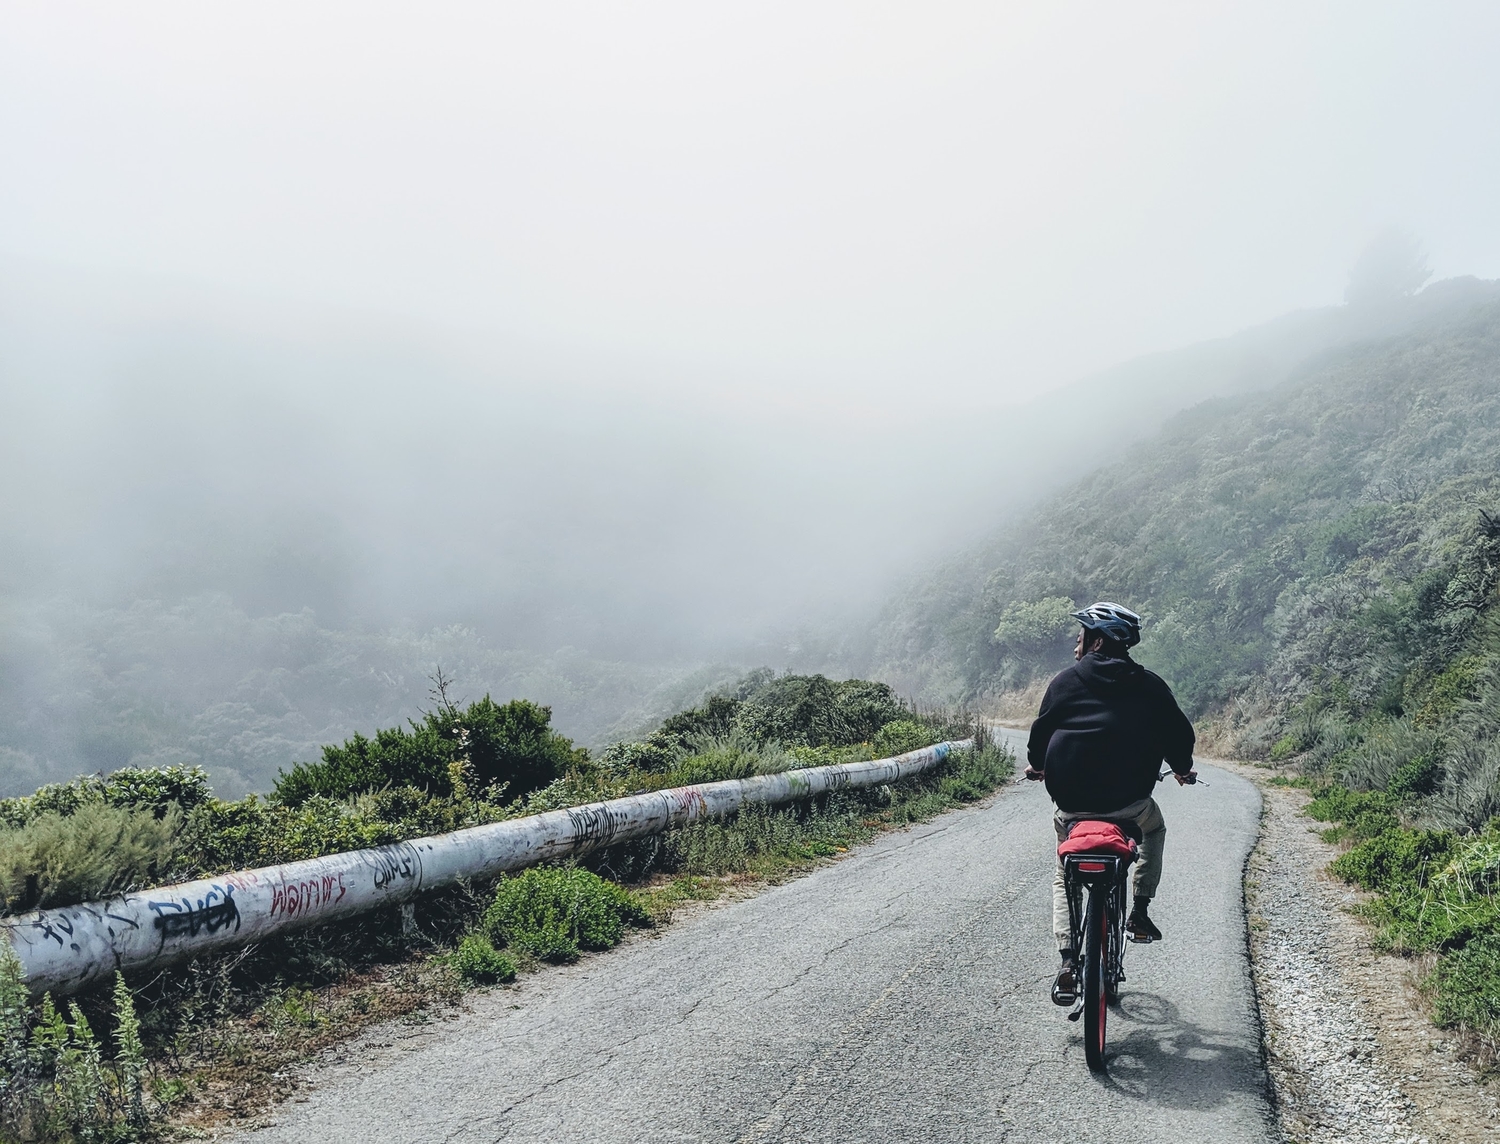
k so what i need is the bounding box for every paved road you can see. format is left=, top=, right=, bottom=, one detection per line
left=241, top=748, right=1271, bottom=1143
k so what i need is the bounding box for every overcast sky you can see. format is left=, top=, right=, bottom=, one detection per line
left=4, top=1, right=1499, bottom=415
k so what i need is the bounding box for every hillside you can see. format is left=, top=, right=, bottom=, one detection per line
left=871, top=281, right=1500, bottom=825
left=6, top=276, right=1475, bottom=798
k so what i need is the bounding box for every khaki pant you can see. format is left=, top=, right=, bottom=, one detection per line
left=1052, top=797, right=1165, bottom=951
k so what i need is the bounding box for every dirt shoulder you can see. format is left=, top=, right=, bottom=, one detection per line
left=1218, top=759, right=1500, bottom=1143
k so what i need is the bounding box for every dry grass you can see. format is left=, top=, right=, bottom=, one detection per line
left=981, top=680, right=1048, bottom=724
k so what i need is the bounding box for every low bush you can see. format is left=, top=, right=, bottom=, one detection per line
left=735, top=675, right=906, bottom=748
left=1314, top=783, right=1500, bottom=1050
left=0, top=764, right=212, bottom=829
left=1329, top=826, right=1455, bottom=894
left=481, top=867, right=652, bottom=963
left=667, top=734, right=795, bottom=786
left=452, top=935, right=517, bottom=985
left=0, top=802, right=183, bottom=913
left=640, top=672, right=911, bottom=757
left=273, top=696, right=583, bottom=807
left=870, top=719, right=939, bottom=759
left=1427, top=932, right=1500, bottom=1037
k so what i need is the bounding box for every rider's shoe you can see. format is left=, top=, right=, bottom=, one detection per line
left=1051, top=958, right=1079, bottom=1005
left=1127, top=901, right=1162, bottom=943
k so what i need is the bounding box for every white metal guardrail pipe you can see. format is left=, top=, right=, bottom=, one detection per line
left=4, top=740, right=971, bottom=997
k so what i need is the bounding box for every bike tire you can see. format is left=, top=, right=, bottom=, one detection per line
left=1082, top=886, right=1108, bottom=1071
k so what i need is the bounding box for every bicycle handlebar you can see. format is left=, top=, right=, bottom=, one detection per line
left=1158, top=770, right=1208, bottom=787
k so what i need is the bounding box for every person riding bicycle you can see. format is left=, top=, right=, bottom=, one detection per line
left=1022, top=602, right=1197, bottom=1004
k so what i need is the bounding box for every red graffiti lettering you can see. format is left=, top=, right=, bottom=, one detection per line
left=269, top=872, right=348, bottom=919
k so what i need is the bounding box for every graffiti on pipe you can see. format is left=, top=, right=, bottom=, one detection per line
left=565, top=802, right=633, bottom=851
left=149, top=885, right=241, bottom=949
left=23, top=911, right=79, bottom=952
left=364, top=843, right=423, bottom=892
left=269, top=873, right=347, bottom=920
left=669, top=787, right=707, bottom=818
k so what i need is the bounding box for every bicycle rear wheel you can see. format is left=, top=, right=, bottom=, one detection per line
left=1082, top=886, right=1108, bottom=1071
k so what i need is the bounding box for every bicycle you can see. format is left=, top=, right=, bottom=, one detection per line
left=1058, top=820, right=1135, bottom=1071
left=1055, top=769, right=1202, bottom=1071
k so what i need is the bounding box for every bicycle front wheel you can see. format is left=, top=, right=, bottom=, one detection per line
left=1082, top=885, right=1108, bottom=1072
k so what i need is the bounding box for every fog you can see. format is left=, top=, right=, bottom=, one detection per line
left=3, top=3, right=1499, bottom=794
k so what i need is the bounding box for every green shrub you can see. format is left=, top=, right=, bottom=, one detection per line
left=481, top=867, right=651, bottom=963
left=870, top=720, right=939, bottom=759
left=1305, top=784, right=1395, bottom=826
left=598, top=740, right=676, bottom=776
left=1416, top=656, right=1483, bottom=728
left=734, top=675, right=905, bottom=748
left=1316, top=785, right=1500, bottom=966
left=1428, top=932, right=1500, bottom=1039
left=1329, top=827, right=1456, bottom=893
left=274, top=725, right=453, bottom=807
left=453, top=935, right=517, bottom=984
left=456, top=697, right=585, bottom=802
left=653, top=695, right=743, bottom=751
left=1387, top=753, right=1441, bottom=797
left=786, top=743, right=874, bottom=768
left=0, top=960, right=148, bottom=1144
left=667, top=735, right=794, bottom=786
left=97, top=765, right=214, bottom=818
left=1362, top=881, right=1500, bottom=954
left=0, top=802, right=183, bottom=914
left=177, top=794, right=393, bottom=873
left=274, top=696, right=582, bottom=806
left=0, top=764, right=211, bottom=830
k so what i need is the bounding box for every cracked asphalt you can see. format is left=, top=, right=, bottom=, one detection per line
left=237, top=740, right=1271, bottom=1142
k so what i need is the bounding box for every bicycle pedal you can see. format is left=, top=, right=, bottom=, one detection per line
left=1127, top=933, right=1155, bottom=944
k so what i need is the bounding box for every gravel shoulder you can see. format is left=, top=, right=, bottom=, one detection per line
left=1228, top=762, right=1500, bottom=1143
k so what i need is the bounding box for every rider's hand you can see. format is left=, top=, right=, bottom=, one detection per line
left=1023, top=766, right=1046, bottom=781
left=1174, top=769, right=1198, bottom=785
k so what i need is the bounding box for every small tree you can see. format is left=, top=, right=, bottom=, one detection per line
left=992, top=596, right=1077, bottom=685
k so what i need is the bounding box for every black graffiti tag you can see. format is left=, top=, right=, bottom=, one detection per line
left=28, top=912, right=76, bottom=951
left=365, top=843, right=421, bottom=891
left=149, top=885, right=241, bottom=949
left=565, top=803, right=627, bottom=852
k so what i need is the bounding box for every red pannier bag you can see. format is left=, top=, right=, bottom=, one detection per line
left=1057, top=819, right=1137, bottom=861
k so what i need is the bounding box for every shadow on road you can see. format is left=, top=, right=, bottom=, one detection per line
left=1090, top=992, right=1270, bottom=1112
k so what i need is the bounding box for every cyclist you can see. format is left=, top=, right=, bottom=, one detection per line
left=1022, top=602, right=1197, bottom=1004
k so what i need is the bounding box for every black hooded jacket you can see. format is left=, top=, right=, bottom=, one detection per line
left=1026, top=652, right=1195, bottom=813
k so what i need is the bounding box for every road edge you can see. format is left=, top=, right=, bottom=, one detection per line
left=1219, top=758, right=1499, bottom=1144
